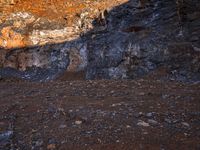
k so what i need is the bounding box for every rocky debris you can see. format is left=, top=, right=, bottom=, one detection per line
left=75, top=120, right=83, bottom=125
left=147, top=119, right=158, bottom=125
left=146, top=112, right=153, bottom=118
left=166, top=43, right=200, bottom=82
left=0, top=79, right=199, bottom=149
left=0, top=130, right=13, bottom=148
left=181, top=122, right=190, bottom=127
left=59, top=124, right=67, bottom=129
left=137, top=121, right=150, bottom=127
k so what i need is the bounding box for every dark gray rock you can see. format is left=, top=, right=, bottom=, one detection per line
left=84, top=0, right=200, bottom=80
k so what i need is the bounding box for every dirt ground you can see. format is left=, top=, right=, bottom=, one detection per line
left=0, top=71, right=200, bottom=150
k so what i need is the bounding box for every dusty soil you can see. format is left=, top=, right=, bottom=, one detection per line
left=0, top=71, right=200, bottom=150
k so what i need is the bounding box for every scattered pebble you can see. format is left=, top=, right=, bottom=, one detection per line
left=162, top=94, right=169, bottom=99
left=148, top=119, right=158, bottom=125
left=181, top=122, right=190, bottom=127
left=143, top=131, right=148, bottom=135
left=59, top=124, right=67, bottom=129
left=134, top=112, right=143, bottom=118
left=47, top=144, right=56, bottom=150
left=75, top=120, right=82, bottom=125
left=164, top=118, right=172, bottom=124
left=111, top=103, right=122, bottom=107
left=146, top=112, right=153, bottom=118
left=0, top=130, right=13, bottom=141
left=137, top=121, right=150, bottom=127
left=126, top=125, right=131, bottom=128
left=35, top=140, right=43, bottom=147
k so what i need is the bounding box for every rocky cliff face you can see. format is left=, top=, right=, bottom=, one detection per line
left=0, top=0, right=200, bottom=81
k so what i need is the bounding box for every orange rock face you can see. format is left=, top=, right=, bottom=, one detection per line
left=0, top=0, right=128, bottom=48
left=0, top=27, right=28, bottom=49
left=0, top=0, right=127, bottom=26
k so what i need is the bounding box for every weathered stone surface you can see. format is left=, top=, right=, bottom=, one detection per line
left=0, top=0, right=200, bottom=81
left=83, top=0, right=200, bottom=81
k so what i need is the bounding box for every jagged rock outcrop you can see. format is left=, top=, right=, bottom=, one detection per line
left=0, top=0, right=200, bottom=81
left=85, top=0, right=200, bottom=81
left=0, top=12, right=79, bottom=81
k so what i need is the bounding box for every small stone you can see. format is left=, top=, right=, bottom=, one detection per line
left=137, top=121, right=150, bottom=127
left=164, top=118, right=172, bottom=124
left=116, top=140, right=120, bottom=143
left=61, top=140, right=67, bottom=144
left=75, top=120, right=82, bottom=125
left=111, top=103, right=121, bottom=107
left=47, top=144, right=56, bottom=150
left=181, top=122, right=190, bottom=127
left=68, top=109, right=73, bottom=113
left=134, top=112, right=143, bottom=118
left=110, top=90, right=115, bottom=94
left=139, top=112, right=143, bottom=115
left=35, top=140, right=43, bottom=147
left=162, top=94, right=169, bottom=99
left=143, top=131, right=148, bottom=135
left=146, top=112, right=153, bottom=118
left=59, top=124, right=67, bottom=129
left=97, top=138, right=102, bottom=143
left=184, top=133, right=188, bottom=136
left=0, top=130, right=13, bottom=141
left=148, top=119, right=158, bottom=125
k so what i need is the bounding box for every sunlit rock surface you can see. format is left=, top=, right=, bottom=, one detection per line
left=0, top=0, right=200, bottom=81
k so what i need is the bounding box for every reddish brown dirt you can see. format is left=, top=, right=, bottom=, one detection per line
left=0, top=74, right=200, bottom=149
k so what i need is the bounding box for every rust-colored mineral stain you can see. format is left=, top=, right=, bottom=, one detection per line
left=0, top=27, right=28, bottom=49
left=0, top=0, right=128, bottom=24
left=0, top=0, right=128, bottom=49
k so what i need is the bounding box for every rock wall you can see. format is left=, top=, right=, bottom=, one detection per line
left=0, top=0, right=200, bottom=81
left=86, top=0, right=200, bottom=81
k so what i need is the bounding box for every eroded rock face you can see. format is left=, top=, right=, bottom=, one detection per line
left=85, top=0, right=200, bottom=81
left=0, top=11, right=87, bottom=81
left=0, top=0, right=200, bottom=81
